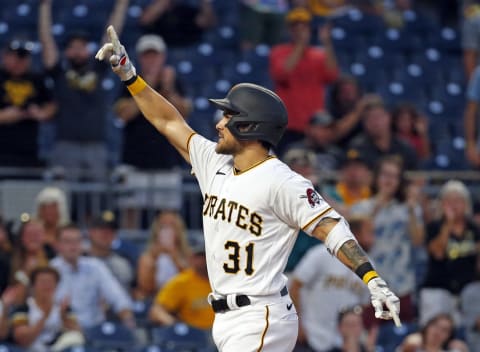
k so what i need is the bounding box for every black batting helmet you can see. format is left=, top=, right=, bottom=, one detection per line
left=208, top=83, right=288, bottom=147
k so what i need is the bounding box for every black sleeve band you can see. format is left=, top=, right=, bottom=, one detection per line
left=355, top=262, right=375, bottom=279
left=123, top=75, right=138, bottom=86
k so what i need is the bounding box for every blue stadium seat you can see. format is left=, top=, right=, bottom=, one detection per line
left=376, top=322, right=418, bottom=352
left=330, top=26, right=368, bottom=55
left=111, top=236, right=142, bottom=269
left=241, top=44, right=271, bottom=72
left=331, top=9, right=385, bottom=37
left=84, top=321, right=138, bottom=352
left=429, top=82, right=465, bottom=120
left=378, top=81, right=427, bottom=108
left=347, top=61, right=388, bottom=92
left=0, top=344, right=26, bottom=352
left=356, top=46, right=407, bottom=73
left=402, top=9, right=440, bottom=38
left=410, top=48, right=449, bottom=90
left=203, top=25, right=239, bottom=51
left=222, top=60, right=270, bottom=86
left=132, top=298, right=153, bottom=328
left=175, top=59, right=217, bottom=96
left=151, top=323, right=212, bottom=352
left=426, top=26, right=461, bottom=54
left=374, top=28, right=422, bottom=55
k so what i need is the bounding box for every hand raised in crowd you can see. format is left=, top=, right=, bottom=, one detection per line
left=318, top=22, right=332, bottom=46
left=466, top=143, right=480, bottom=167
left=0, top=106, right=27, bottom=123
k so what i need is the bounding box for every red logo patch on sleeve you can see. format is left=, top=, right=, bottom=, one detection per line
left=306, top=188, right=321, bottom=208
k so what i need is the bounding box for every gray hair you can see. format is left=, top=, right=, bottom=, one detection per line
left=33, top=186, right=70, bottom=226
left=439, top=180, right=472, bottom=215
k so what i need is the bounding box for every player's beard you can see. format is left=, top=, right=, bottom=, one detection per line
left=215, top=137, right=241, bottom=155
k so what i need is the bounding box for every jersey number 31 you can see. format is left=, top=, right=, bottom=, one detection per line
left=223, top=241, right=254, bottom=275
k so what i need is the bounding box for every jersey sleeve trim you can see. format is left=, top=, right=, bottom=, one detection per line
left=186, top=132, right=197, bottom=154
left=301, top=207, right=333, bottom=231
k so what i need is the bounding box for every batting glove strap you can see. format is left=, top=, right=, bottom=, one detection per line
left=367, top=277, right=400, bottom=320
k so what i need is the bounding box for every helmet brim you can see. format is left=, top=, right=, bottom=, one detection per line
left=208, top=98, right=240, bottom=114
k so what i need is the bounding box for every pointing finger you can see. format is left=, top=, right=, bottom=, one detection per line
left=386, top=300, right=402, bottom=327
left=107, top=25, right=121, bottom=53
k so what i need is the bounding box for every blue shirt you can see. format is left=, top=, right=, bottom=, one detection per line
left=50, top=256, right=133, bottom=328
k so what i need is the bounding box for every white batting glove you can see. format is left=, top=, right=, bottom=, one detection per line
left=95, top=25, right=136, bottom=82
left=367, top=277, right=402, bottom=327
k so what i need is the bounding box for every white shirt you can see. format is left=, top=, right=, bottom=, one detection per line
left=293, top=244, right=369, bottom=351
left=189, top=134, right=335, bottom=296
left=155, top=253, right=179, bottom=289
left=50, top=256, right=133, bottom=328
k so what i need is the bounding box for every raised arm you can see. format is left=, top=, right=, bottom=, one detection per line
left=38, top=0, right=59, bottom=69
left=96, top=26, right=194, bottom=163
left=101, top=0, right=130, bottom=45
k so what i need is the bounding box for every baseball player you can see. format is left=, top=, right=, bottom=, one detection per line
left=96, top=26, right=400, bottom=352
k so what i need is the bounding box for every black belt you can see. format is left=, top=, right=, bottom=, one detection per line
left=211, top=286, right=288, bottom=313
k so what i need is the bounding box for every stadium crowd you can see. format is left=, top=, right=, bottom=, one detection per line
left=0, top=0, right=480, bottom=351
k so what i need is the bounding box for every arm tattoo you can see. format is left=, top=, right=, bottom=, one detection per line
left=338, top=239, right=369, bottom=271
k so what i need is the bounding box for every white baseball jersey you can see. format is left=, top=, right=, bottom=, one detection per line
left=188, top=134, right=335, bottom=297
left=293, top=244, right=369, bottom=350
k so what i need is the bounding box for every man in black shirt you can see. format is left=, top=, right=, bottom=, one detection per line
left=0, top=39, right=57, bottom=168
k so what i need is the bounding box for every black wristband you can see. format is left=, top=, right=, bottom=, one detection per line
left=355, top=262, right=375, bottom=280
left=124, top=75, right=138, bottom=86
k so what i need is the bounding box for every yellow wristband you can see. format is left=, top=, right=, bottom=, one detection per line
left=127, top=76, right=147, bottom=96
left=362, top=270, right=379, bottom=285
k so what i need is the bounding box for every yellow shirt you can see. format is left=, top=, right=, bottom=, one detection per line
left=156, top=268, right=214, bottom=330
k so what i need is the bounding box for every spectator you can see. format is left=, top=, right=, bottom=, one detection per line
left=51, top=224, right=135, bottom=329
left=351, top=156, right=425, bottom=326
left=139, top=0, right=216, bottom=48
left=34, top=186, right=70, bottom=257
left=349, top=96, right=419, bottom=170
left=296, top=0, right=347, bottom=18
left=10, top=267, right=84, bottom=352
left=6, top=218, right=50, bottom=307
left=239, top=0, right=289, bottom=51
left=114, top=34, right=191, bottom=170
left=391, top=103, right=431, bottom=162
left=462, top=1, right=480, bottom=79
left=0, top=217, right=12, bottom=294
left=283, top=148, right=320, bottom=273
left=149, top=236, right=213, bottom=330
left=290, top=216, right=373, bottom=352
left=420, top=180, right=480, bottom=326
left=136, top=210, right=191, bottom=299
left=464, top=64, right=480, bottom=169
left=0, top=39, right=57, bottom=168
left=283, top=111, right=344, bottom=172
left=270, top=7, right=339, bottom=153
left=327, top=75, right=364, bottom=147
left=282, top=147, right=319, bottom=187
left=38, top=0, right=129, bottom=181
left=87, top=211, right=135, bottom=292
left=323, top=148, right=372, bottom=217
left=460, top=267, right=480, bottom=352
left=328, top=306, right=378, bottom=352
left=399, top=313, right=469, bottom=352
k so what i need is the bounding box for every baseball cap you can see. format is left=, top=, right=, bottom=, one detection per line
left=283, top=148, right=316, bottom=168
left=341, top=149, right=369, bottom=168
left=6, top=39, right=34, bottom=57
left=90, top=210, right=118, bottom=230
left=309, top=111, right=334, bottom=127
left=136, top=34, right=167, bottom=54
left=286, top=7, right=312, bottom=23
